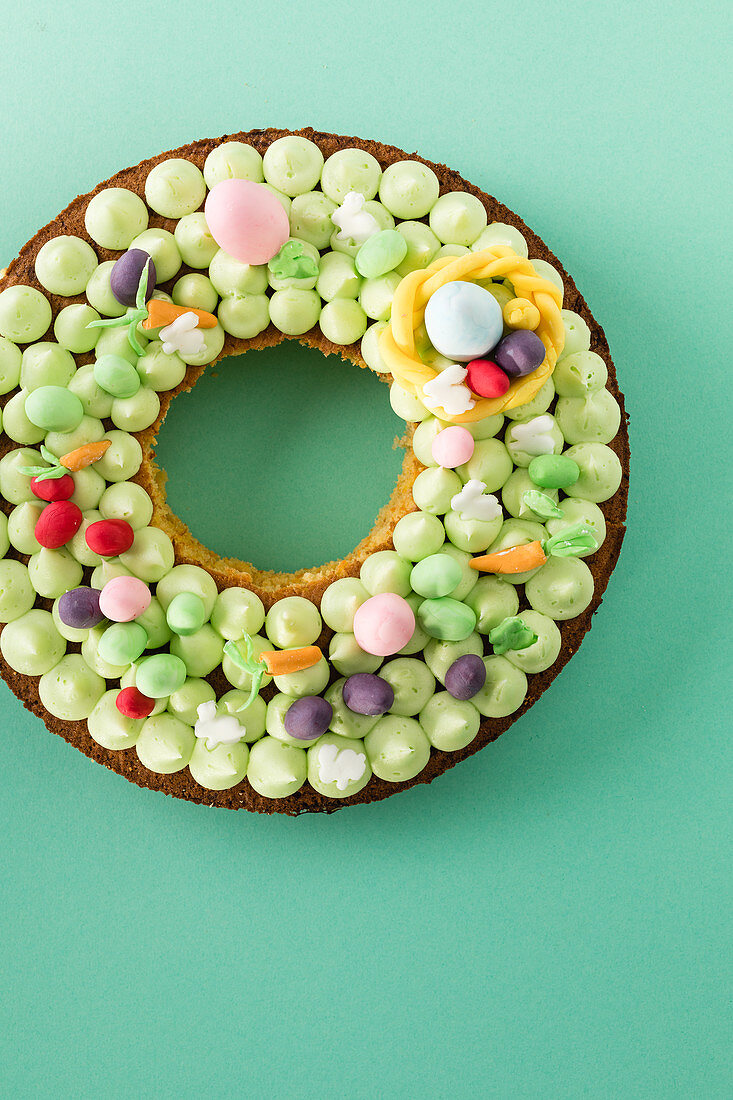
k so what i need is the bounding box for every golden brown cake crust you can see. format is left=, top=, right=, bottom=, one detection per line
left=0, top=127, right=629, bottom=814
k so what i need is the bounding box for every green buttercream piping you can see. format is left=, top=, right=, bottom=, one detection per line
left=18, top=445, right=67, bottom=481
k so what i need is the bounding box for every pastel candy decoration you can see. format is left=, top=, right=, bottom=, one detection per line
left=99, top=575, right=151, bottom=622
left=110, top=249, right=156, bottom=307
left=465, top=358, right=510, bottom=399
left=431, top=425, right=475, bottom=468
left=58, top=586, right=104, bottom=629
left=85, top=518, right=135, bottom=557
left=116, top=686, right=155, bottom=720
left=34, top=501, right=83, bottom=548
left=353, top=593, right=415, bottom=657
left=493, top=329, right=546, bottom=377
left=204, top=179, right=290, bottom=265
left=424, top=281, right=503, bottom=362
left=31, top=473, right=74, bottom=502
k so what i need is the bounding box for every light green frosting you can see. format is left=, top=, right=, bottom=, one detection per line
left=365, top=715, right=431, bottom=783
left=410, top=553, right=462, bottom=599
left=525, top=556, right=595, bottom=620
left=395, top=221, right=441, bottom=278
left=209, top=250, right=268, bottom=297
left=82, top=625, right=130, bottom=680
left=320, top=148, right=382, bottom=203
left=8, top=502, right=43, bottom=555
left=316, top=251, right=362, bottom=302
left=20, top=342, right=76, bottom=392
left=144, top=159, right=205, bottom=219
left=0, top=447, right=42, bottom=504
left=504, top=415, right=564, bottom=468
left=34, top=236, right=97, bottom=296
left=54, top=303, right=100, bottom=354
left=458, top=437, right=513, bottom=492
left=98, top=622, right=147, bottom=667
left=545, top=499, right=606, bottom=556
left=38, top=654, right=105, bottom=721
left=412, top=467, right=462, bottom=515
left=444, top=510, right=503, bottom=554
left=210, top=588, right=265, bottom=641
left=27, top=547, right=83, bottom=600
left=247, top=736, right=307, bottom=798
left=67, top=510, right=103, bottom=568
left=136, top=714, right=195, bottom=774
left=269, top=288, right=321, bottom=336
left=203, top=142, right=264, bottom=188
left=471, top=655, right=527, bottom=718
left=172, top=273, right=219, bottom=315
left=0, top=335, right=22, bottom=394
left=379, top=657, right=436, bottom=716
left=318, top=298, right=368, bottom=345
left=329, top=632, right=382, bottom=676
left=423, top=633, right=483, bottom=684
left=170, top=625, right=224, bottom=678
left=85, top=261, right=128, bottom=318
left=167, top=677, right=216, bottom=725
left=307, top=734, right=371, bottom=798
left=289, top=192, right=338, bottom=251
left=119, top=526, right=175, bottom=582
left=428, top=192, right=488, bottom=247
left=563, top=443, right=623, bottom=503
left=379, top=161, right=439, bottom=220
left=464, top=577, right=520, bottom=635
left=559, top=310, right=592, bottom=359
left=3, top=390, right=46, bottom=444
left=222, top=633, right=272, bottom=691
left=359, top=272, right=401, bottom=322
left=84, top=188, right=148, bottom=250
left=265, top=596, right=321, bottom=648
left=0, top=286, right=52, bottom=344
left=555, top=390, right=620, bottom=444
left=262, top=136, right=324, bottom=198
left=135, top=341, right=187, bottom=392
left=68, top=364, right=114, bottom=418
left=0, top=609, right=65, bottom=675
left=189, top=738, right=249, bottom=791
left=217, top=294, right=270, bottom=339
left=320, top=577, right=368, bottom=634
left=174, top=212, right=218, bottom=269
left=360, top=550, right=412, bottom=597
left=273, top=654, right=330, bottom=699
left=110, top=385, right=160, bottom=432
left=217, top=692, right=267, bottom=743
left=130, top=228, right=182, bottom=283
left=420, top=692, right=481, bottom=751
left=392, top=511, right=445, bottom=561
left=99, top=480, right=153, bottom=530
left=88, top=689, right=144, bottom=751
left=389, top=380, right=429, bottom=423
left=471, top=222, right=528, bottom=257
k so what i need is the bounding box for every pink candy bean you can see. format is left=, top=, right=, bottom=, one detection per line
left=99, top=576, right=151, bottom=623
left=431, top=426, right=475, bottom=469
left=353, top=593, right=416, bottom=657
left=204, top=179, right=290, bottom=265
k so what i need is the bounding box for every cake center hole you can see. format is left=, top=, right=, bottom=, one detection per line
left=155, top=342, right=406, bottom=573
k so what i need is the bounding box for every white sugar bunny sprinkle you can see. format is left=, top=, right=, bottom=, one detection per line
left=422, top=363, right=476, bottom=417
left=450, top=479, right=502, bottom=522
left=159, top=311, right=205, bottom=357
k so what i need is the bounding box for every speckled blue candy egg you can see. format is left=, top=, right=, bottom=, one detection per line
left=424, top=281, right=503, bottom=362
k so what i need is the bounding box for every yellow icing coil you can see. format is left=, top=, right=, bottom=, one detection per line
left=378, top=245, right=566, bottom=423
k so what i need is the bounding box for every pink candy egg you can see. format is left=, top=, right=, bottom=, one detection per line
left=204, top=179, right=290, bottom=265
left=431, top=425, right=475, bottom=468
left=99, top=576, right=151, bottom=623
left=353, top=593, right=416, bottom=656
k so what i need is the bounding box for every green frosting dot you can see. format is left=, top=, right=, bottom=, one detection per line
left=394, top=221, right=441, bottom=277
left=379, top=657, right=436, bottom=716
left=34, top=236, right=98, bottom=296
left=324, top=679, right=381, bottom=741
left=553, top=350, right=607, bottom=397
left=559, top=310, right=592, bottom=359
left=316, top=251, right=361, bottom=302
left=0, top=335, right=22, bottom=393
left=365, top=715, right=431, bottom=783
left=38, top=654, right=105, bottom=721
left=84, top=188, right=149, bottom=250
left=21, top=342, right=76, bottom=392
left=145, top=158, right=206, bottom=219
left=204, top=142, right=263, bottom=188
left=88, top=690, right=144, bottom=751
left=247, top=736, right=307, bottom=798
left=472, top=655, right=527, bottom=718
left=320, top=148, right=381, bottom=203
left=417, top=597, right=477, bottom=642
left=428, top=191, right=488, bottom=247
left=269, top=288, right=321, bottom=336
left=54, top=304, right=100, bottom=353
left=525, top=556, right=595, bottom=621
left=265, top=596, right=321, bottom=649
left=289, top=192, right=337, bottom=251
left=189, top=737, right=249, bottom=791
left=174, top=212, right=218, bottom=269
left=217, top=294, right=270, bottom=339
left=307, top=734, right=371, bottom=798
left=329, top=632, right=382, bottom=677
left=172, top=273, right=219, bottom=315
left=28, top=547, right=83, bottom=600
left=420, top=692, right=481, bottom=751
left=170, top=625, right=224, bottom=678
left=119, top=526, right=174, bottom=582
left=262, top=136, right=324, bottom=198
left=563, top=443, right=623, bottom=503
left=211, top=587, right=265, bottom=641
left=503, top=610, right=561, bottom=674
left=0, top=609, right=65, bottom=674
left=360, top=550, right=412, bottom=597
left=392, top=511, right=445, bottom=561
left=320, top=577, right=369, bottom=633
left=0, top=286, right=52, bottom=344
left=135, top=653, right=187, bottom=699
left=318, top=298, right=368, bottom=345
left=136, top=714, right=195, bottom=774
left=99, top=481, right=153, bottom=530
left=424, top=634, right=484, bottom=684
left=130, top=229, right=182, bottom=284
left=379, top=161, right=439, bottom=220
left=464, top=577, right=520, bottom=635
left=471, top=222, right=528, bottom=258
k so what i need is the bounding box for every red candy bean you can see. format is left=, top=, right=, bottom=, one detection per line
left=34, top=501, right=83, bottom=548
left=85, top=518, right=134, bottom=557
left=30, top=473, right=75, bottom=502
left=466, top=358, right=511, bottom=399
left=115, top=686, right=155, bottom=720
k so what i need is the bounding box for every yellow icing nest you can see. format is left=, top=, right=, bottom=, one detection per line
left=379, top=245, right=566, bottom=423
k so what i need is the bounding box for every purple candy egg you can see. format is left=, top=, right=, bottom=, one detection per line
left=58, top=586, right=104, bottom=630
left=493, top=329, right=546, bottom=377
left=342, top=673, right=395, bottom=716
left=444, top=654, right=486, bottom=700
left=283, top=696, right=333, bottom=741
left=109, top=249, right=156, bottom=307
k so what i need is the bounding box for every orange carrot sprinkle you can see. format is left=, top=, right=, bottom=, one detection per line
left=470, top=540, right=547, bottom=574
left=60, top=440, right=112, bottom=471
left=260, top=646, right=322, bottom=676
left=142, top=300, right=218, bottom=331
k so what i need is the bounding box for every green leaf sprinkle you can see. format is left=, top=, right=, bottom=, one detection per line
left=522, top=489, right=564, bottom=520
left=544, top=522, right=597, bottom=558
left=223, top=634, right=268, bottom=710
left=268, top=240, right=319, bottom=282
left=489, top=616, right=538, bottom=655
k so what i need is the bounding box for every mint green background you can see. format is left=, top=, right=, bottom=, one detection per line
left=0, top=3, right=730, bottom=1097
